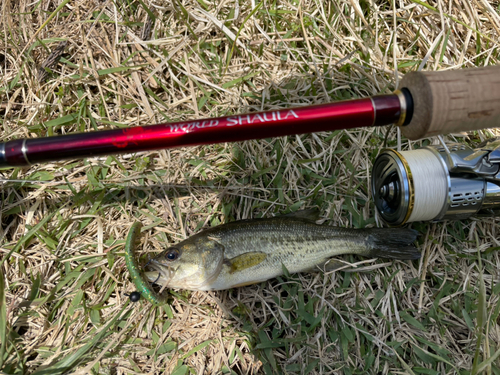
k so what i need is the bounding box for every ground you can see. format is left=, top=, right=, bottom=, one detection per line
left=1, top=0, right=500, bottom=374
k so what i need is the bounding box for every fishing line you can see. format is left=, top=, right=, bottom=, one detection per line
left=402, top=149, right=448, bottom=222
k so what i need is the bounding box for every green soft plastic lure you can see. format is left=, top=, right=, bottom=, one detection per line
left=124, top=222, right=167, bottom=305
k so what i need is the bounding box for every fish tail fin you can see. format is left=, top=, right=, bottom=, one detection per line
left=366, top=228, right=420, bottom=260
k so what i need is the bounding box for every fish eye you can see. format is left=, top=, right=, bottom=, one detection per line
left=165, top=248, right=179, bottom=261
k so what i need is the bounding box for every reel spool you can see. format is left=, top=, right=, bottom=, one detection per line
left=371, top=142, right=500, bottom=226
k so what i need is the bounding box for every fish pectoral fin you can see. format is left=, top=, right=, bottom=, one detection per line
left=225, top=252, right=267, bottom=274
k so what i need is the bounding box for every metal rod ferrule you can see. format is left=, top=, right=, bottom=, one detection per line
left=393, top=90, right=407, bottom=127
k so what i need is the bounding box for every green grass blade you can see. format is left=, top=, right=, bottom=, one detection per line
left=392, top=350, right=416, bottom=375
left=171, top=364, right=189, bottom=375
left=472, top=347, right=500, bottom=375
left=224, top=1, right=263, bottom=73
left=472, top=232, right=488, bottom=374
left=136, top=0, right=156, bottom=22
left=412, top=343, right=456, bottom=369
left=0, top=268, right=7, bottom=369
left=180, top=340, right=213, bottom=360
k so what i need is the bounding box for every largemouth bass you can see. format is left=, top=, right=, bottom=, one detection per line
left=142, top=210, right=420, bottom=292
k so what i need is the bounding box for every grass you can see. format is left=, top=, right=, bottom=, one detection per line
left=1, top=0, right=500, bottom=374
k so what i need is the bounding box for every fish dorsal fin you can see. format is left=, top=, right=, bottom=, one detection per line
left=226, top=252, right=267, bottom=274
left=280, top=208, right=320, bottom=222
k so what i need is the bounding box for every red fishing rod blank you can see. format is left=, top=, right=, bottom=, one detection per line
left=0, top=94, right=407, bottom=168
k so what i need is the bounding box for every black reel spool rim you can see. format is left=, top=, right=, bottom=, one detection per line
left=371, top=149, right=413, bottom=226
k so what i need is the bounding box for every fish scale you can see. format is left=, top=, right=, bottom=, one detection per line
left=206, top=222, right=373, bottom=290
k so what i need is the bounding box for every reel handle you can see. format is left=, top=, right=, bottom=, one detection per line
left=399, top=65, right=500, bottom=140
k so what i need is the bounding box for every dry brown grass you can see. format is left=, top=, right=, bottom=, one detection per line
left=1, top=0, right=500, bottom=374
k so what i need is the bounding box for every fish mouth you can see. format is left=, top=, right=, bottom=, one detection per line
left=144, top=270, right=162, bottom=284
left=143, top=259, right=221, bottom=291
left=143, top=260, right=204, bottom=291
left=144, top=260, right=174, bottom=286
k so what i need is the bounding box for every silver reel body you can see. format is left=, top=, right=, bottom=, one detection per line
left=371, top=139, right=500, bottom=226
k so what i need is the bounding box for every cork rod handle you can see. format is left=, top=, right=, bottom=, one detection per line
left=399, top=65, right=500, bottom=140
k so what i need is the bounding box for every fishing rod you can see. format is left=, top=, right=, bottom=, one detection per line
left=1, top=65, right=500, bottom=168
